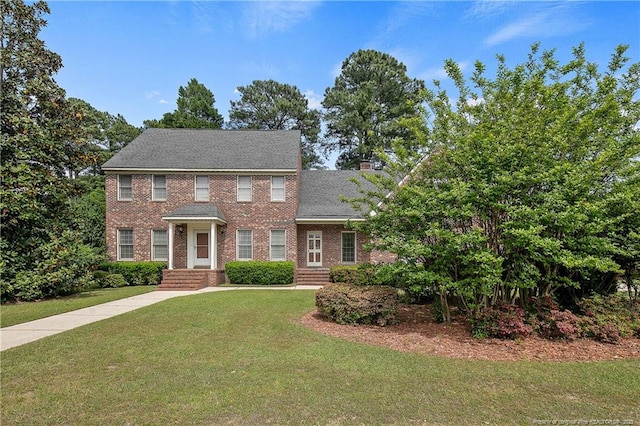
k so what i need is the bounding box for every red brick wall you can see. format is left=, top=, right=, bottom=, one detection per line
left=296, top=224, right=372, bottom=268
left=106, top=173, right=298, bottom=267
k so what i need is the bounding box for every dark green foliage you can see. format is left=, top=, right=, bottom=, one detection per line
left=315, top=283, right=399, bottom=326
left=225, top=261, right=294, bottom=285
left=576, top=293, right=640, bottom=340
left=98, top=262, right=166, bottom=286
left=323, top=49, right=425, bottom=169
left=144, top=78, right=223, bottom=129
left=329, top=265, right=363, bottom=285
left=7, top=230, right=98, bottom=302
left=70, top=176, right=106, bottom=254
left=351, top=43, right=640, bottom=323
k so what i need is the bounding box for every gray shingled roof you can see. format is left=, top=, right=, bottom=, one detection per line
left=297, top=170, right=379, bottom=220
left=102, top=129, right=300, bottom=171
left=162, top=204, right=226, bottom=222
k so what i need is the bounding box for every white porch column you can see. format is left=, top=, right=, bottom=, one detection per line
left=210, top=222, right=216, bottom=270
left=168, top=222, right=174, bottom=270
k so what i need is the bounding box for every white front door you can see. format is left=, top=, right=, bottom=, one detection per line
left=193, top=230, right=210, bottom=267
left=307, top=231, right=322, bottom=266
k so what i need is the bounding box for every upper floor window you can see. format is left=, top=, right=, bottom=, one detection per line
left=117, top=229, right=134, bottom=260
left=270, top=229, right=286, bottom=260
left=118, top=175, right=132, bottom=200
left=237, top=176, right=252, bottom=202
left=152, top=175, right=167, bottom=201
left=341, top=232, right=356, bottom=263
left=195, top=175, right=209, bottom=202
left=152, top=229, right=168, bottom=261
left=271, top=176, right=285, bottom=201
left=237, top=229, right=253, bottom=260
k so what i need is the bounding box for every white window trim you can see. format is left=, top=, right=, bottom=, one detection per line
left=118, top=175, right=132, bottom=201
left=117, top=229, right=134, bottom=261
left=152, top=175, right=167, bottom=201
left=269, top=229, right=287, bottom=261
left=151, top=229, right=168, bottom=261
left=236, top=229, right=253, bottom=260
left=237, top=175, right=252, bottom=202
left=341, top=231, right=357, bottom=264
left=194, top=175, right=210, bottom=202
left=271, top=176, right=286, bottom=202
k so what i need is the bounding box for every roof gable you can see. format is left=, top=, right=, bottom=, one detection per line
left=102, top=129, right=300, bottom=171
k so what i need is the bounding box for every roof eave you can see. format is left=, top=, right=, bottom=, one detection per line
left=102, top=168, right=298, bottom=174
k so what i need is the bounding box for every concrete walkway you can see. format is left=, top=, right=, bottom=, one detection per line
left=0, top=285, right=323, bottom=352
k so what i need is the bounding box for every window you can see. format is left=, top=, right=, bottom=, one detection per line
left=152, top=230, right=168, bottom=261
left=237, top=230, right=253, bottom=260
left=341, top=232, right=356, bottom=263
left=195, top=175, right=209, bottom=202
left=271, top=176, right=285, bottom=201
left=152, top=175, right=166, bottom=200
left=118, top=175, right=132, bottom=200
left=237, top=176, right=252, bottom=202
left=118, top=229, right=134, bottom=260
left=270, top=230, right=286, bottom=260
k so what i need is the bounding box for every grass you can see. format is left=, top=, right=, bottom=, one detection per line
left=2, top=290, right=638, bottom=425
left=0, top=286, right=157, bottom=327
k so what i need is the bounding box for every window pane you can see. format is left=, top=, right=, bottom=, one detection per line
left=270, top=230, right=286, bottom=260
left=342, top=233, right=355, bottom=263
left=237, top=230, right=252, bottom=260
left=118, top=229, right=133, bottom=260
left=153, top=175, right=166, bottom=200
left=237, top=176, right=252, bottom=201
left=195, top=176, right=209, bottom=201
left=119, top=175, right=132, bottom=200
left=271, top=176, right=285, bottom=201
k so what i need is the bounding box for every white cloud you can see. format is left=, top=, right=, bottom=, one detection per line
left=483, top=4, right=589, bottom=47
left=303, top=89, right=323, bottom=110
left=244, top=1, right=321, bottom=39
left=145, top=90, right=161, bottom=100
left=465, top=0, right=515, bottom=19
left=159, top=99, right=169, bottom=105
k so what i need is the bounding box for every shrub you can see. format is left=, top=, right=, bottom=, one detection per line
left=225, top=261, right=294, bottom=285
left=329, top=265, right=363, bottom=285
left=316, top=283, right=399, bottom=326
left=102, top=273, right=127, bottom=288
left=98, top=262, right=165, bottom=286
left=472, top=304, right=533, bottom=340
left=576, top=293, right=640, bottom=339
left=538, top=309, right=582, bottom=340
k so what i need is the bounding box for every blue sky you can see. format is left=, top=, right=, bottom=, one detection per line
left=41, top=0, right=639, bottom=162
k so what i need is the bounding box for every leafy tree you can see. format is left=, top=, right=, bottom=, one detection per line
left=352, top=44, right=640, bottom=321
left=1, top=0, right=100, bottom=301
left=67, top=98, right=141, bottom=175
left=322, top=49, right=425, bottom=169
left=144, top=78, right=223, bottom=129
left=229, top=79, right=324, bottom=169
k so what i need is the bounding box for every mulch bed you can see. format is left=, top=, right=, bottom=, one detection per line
left=299, top=304, right=640, bottom=362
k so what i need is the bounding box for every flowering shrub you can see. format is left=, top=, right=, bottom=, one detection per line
left=316, top=283, right=399, bottom=326
left=538, top=309, right=581, bottom=340
left=472, top=304, right=533, bottom=340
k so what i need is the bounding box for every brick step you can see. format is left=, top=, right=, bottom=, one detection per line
left=296, top=269, right=330, bottom=285
left=159, top=270, right=210, bottom=291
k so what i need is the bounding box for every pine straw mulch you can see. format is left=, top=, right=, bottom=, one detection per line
left=299, top=304, right=640, bottom=362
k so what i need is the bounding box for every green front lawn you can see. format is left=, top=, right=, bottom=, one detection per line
left=1, top=286, right=157, bottom=327
left=2, top=290, right=638, bottom=425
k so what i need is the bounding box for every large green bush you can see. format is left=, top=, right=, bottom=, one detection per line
left=315, top=283, right=398, bottom=326
left=225, top=261, right=294, bottom=285
left=97, top=262, right=165, bottom=286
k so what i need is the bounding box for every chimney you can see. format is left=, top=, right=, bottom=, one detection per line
left=359, top=160, right=371, bottom=171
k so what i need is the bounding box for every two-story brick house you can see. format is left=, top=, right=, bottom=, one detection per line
left=103, top=128, right=387, bottom=289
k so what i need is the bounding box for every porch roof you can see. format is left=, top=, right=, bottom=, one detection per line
left=162, top=204, right=227, bottom=223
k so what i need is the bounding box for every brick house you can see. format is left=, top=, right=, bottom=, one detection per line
left=102, top=128, right=388, bottom=289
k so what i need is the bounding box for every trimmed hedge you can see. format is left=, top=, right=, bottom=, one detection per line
left=316, top=283, right=399, bottom=326
left=97, top=262, right=165, bottom=286
left=225, top=261, right=294, bottom=285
